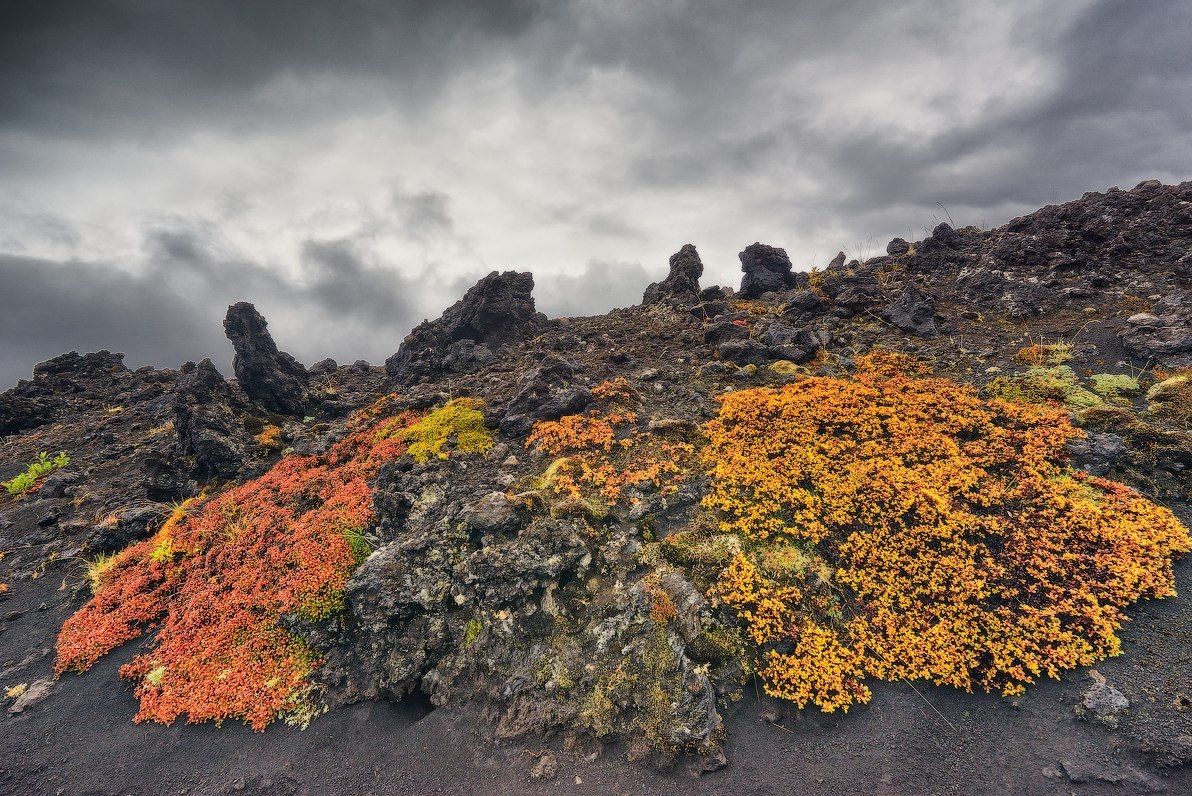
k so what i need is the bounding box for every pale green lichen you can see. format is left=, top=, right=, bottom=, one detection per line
left=986, top=366, right=1102, bottom=408
left=1090, top=373, right=1141, bottom=401
left=1147, top=375, right=1191, bottom=426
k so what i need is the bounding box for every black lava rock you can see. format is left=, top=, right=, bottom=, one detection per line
left=223, top=302, right=309, bottom=415
left=643, top=244, right=704, bottom=306
left=386, top=271, right=543, bottom=385
left=739, top=243, right=805, bottom=298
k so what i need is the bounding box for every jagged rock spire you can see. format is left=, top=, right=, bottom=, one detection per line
left=223, top=302, right=309, bottom=415
left=642, top=244, right=703, bottom=306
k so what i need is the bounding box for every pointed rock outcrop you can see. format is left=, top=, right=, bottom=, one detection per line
left=385, top=270, right=543, bottom=385
left=642, top=244, right=704, bottom=306
left=223, top=302, right=309, bottom=415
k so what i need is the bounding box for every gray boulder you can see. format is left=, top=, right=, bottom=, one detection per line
left=499, top=356, right=592, bottom=437
left=1076, top=671, right=1130, bottom=729
left=882, top=284, right=938, bottom=337
left=1120, top=291, right=1192, bottom=367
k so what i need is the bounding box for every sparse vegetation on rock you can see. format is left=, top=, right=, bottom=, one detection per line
left=0, top=180, right=1189, bottom=777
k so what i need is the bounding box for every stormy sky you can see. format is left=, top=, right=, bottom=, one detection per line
left=2, top=1, right=1191, bottom=387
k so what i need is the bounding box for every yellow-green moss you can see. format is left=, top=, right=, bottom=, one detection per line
left=659, top=527, right=742, bottom=574
left=686, top=626, right=747, bottom=666
left=987, top=366, right=1102, bottom=408
left=388, top=398, right=494, bottom=462
left=580, top=625, right=683, bottom=748
left=1147, top=375, right=1191, bottom=426
left=767, top=360, right=806, bottom=378
left=757, top=543, right=833, bottom=586
left=463, top=618, right=483, bottom=650
left=1090, top=373, right=1141, bottom=401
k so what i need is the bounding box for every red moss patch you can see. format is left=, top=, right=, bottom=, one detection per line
left=55, top=405, right=421, bottom=729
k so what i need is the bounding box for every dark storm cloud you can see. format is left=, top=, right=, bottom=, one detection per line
left=0, top=253, right=219, bottom=383
left=0, top=0, right=546, bottom=144
left=300, top=236, right=417, bottom=322
left=0, top=224, right=425, bottom=386
left=2, top=0, right=1191, bottom=388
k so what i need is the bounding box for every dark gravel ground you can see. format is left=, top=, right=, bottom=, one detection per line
left=2, top=555, right=1188, bottom=796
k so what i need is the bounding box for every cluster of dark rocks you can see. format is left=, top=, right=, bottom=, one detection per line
left=4, top=179, right=1191, bottom=445
left=2, top=179, right=1191, bottom=773
left=385, top=271, right=545, bottom=386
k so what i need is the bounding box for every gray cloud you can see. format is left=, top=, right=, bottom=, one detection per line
left=0, top=253, right=219, bottom=383
left=392, top=189, right=454, bottom=241
left=2, top=0, right=1191, bottom=387
left=0, top=224, right=425, bottom=386
left=0, top=1, right=545, bottom=144
left=535, top=259, right=654, bottom=319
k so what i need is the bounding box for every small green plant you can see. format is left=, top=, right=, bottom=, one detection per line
left=280, top=684, right=326, bottom=730
left=84, top=553, right=117, bottom=595
left=463, top=618, right=483, bottom=650
left=341, top=526, right=373, bottom=561
left=1090, top=373, right=1141, bottom=402
left=3, top=451, right=69, bottom=496
left=144, top=666, right=166, bottom=688
left=148, top=533, right=175, bottom=564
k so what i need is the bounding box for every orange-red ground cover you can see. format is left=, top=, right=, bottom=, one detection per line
left=56, top=403, right=420, bottom=729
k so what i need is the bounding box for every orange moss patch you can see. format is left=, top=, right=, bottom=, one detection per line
left=55, top=407, right=427, bottom=730
left=255, top=424, right=284, bottom=450
left=705, top=352, right=1190, bottom=712
left=528, top=384, right=695, bottom=504
left=643, top=574, right=679, bottom=624
left=591, top=377, right=639, bottom=404
left=1014, top=344, right=1048, bottom=366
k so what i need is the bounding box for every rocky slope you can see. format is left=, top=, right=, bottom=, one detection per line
left=1, top=179, right=1191, bottom=794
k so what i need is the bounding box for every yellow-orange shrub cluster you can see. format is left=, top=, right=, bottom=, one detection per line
left=591, top=377, right=639, bottom=403
left=527, top=414, right=619, bottom=454
left=527, top=383, right=693, bottom=502
left=705, top=352, right=1190, bottom=711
